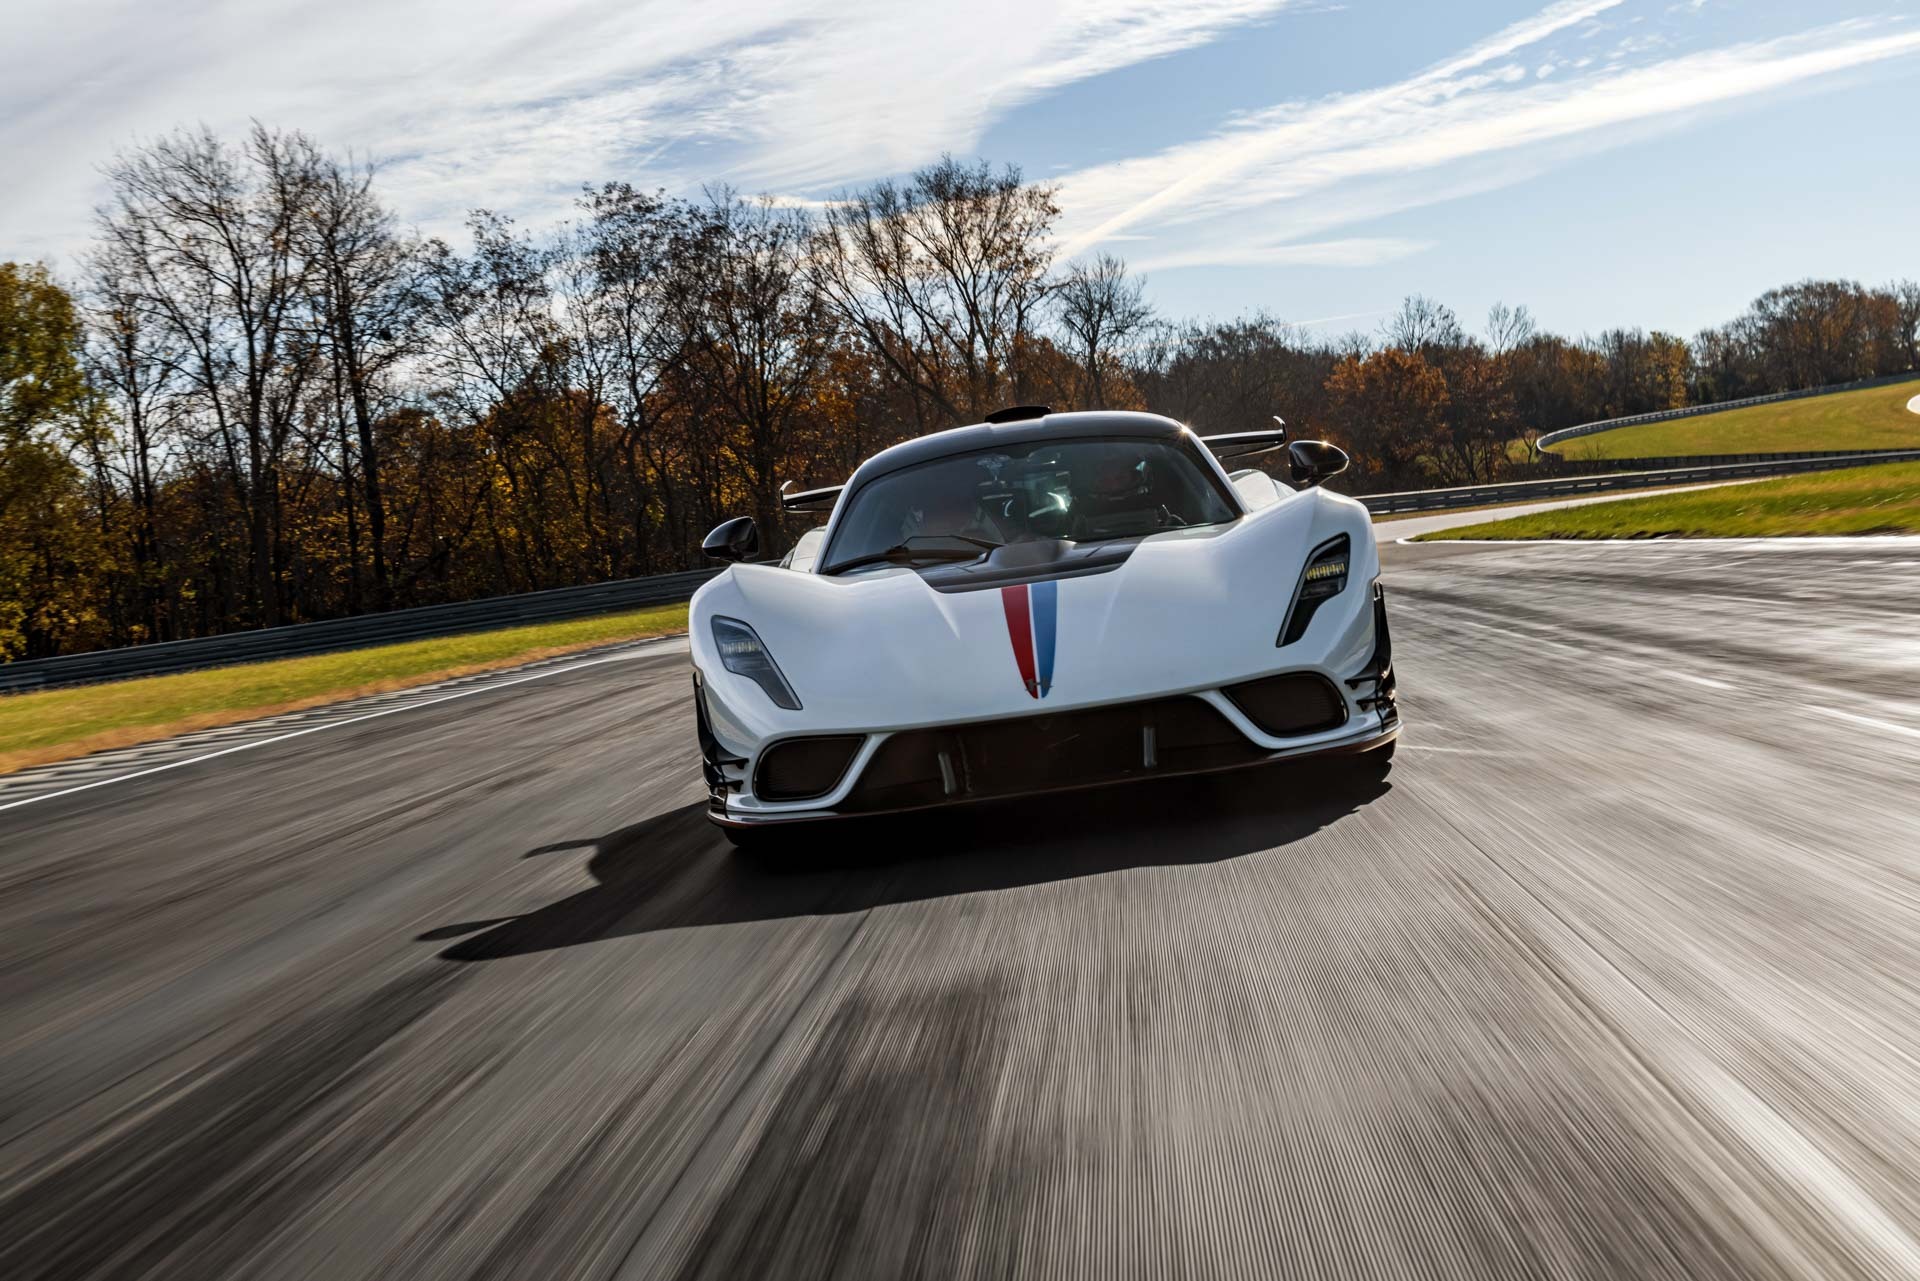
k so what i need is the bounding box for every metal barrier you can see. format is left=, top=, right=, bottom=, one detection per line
left=1362, top=448, right=1920, bottom=516
left=1537, top=370, right=1920, bottom=452
left=1530, top=446, right=1920, bottom=477
left=0, top=569, right=720, bottom=694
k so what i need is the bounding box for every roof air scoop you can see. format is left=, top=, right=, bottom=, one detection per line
left=984, top=404, right=1051, bottom=424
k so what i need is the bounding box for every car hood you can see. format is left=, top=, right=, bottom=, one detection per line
left=692, top=488, right=1375, bottom=735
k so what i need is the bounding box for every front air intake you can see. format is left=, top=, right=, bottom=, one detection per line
left=1222, top=672, right=1349, bottom=737
left=754, top=736, right=864, bottom=801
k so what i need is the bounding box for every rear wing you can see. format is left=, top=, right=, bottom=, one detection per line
left=1198, top=418, right=1288, bottom=461
left=780, top=481, right=844, bottom=512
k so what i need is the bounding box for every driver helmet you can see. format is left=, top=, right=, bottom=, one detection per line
left=1086, top=454, right=1147, bottom=505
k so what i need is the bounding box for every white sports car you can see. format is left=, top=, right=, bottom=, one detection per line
left=689, top=407, right=1398, bottom=845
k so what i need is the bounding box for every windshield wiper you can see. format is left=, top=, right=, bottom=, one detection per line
left=827, top=534, right=1002, bottom=575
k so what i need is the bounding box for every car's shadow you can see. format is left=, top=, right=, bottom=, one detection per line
left=431, top=760, right=1393, bottom=962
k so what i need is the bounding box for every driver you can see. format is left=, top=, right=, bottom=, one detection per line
left=1072, top=453, right=1153, bottom=538
left=900, top=484, right=1005, bottom=545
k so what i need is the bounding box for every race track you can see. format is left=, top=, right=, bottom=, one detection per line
left=5, top=538, right=1920, bottom=1279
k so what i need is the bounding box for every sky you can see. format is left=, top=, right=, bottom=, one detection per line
left=5, top=0, right=1917, bottom=341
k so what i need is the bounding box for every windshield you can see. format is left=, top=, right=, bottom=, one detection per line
left=821, top=437, right=1236, bottom=575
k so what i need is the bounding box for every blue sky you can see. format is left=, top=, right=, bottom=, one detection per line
left=5, top=0, right=1917, bottom=340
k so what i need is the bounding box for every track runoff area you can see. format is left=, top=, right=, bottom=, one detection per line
left=4, top=489, right=1920, bottom=1278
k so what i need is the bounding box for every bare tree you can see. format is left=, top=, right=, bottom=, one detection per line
left=817, top=156, right=1058, bottom=428
left=571, top=184, right=693, bottom=574
left=1129, top=314, right=1333, bottom=436
left=97, top=125, right=328, bottom=625
left=1054, top=254, right=1153, bottom=409
left=674, top=193, right=836, bottom=537
left=1382, top=294, right=1464, bottom=356
left=84, top=241, right=180, bottom=638
left=304, top=153, right=420, bottom=609
left=417, top=212, right=560, bottom=587
left=1484, top=301, right=1536, bottom=356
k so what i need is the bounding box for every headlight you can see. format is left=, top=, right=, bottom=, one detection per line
left=1279, top=534, right=1350, bottom=646
left=711, top=616, right=801, bottom=710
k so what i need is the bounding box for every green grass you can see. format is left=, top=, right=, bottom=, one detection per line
left=0, top=601, right=689, bottom=773
left=1415, top=461, right=1920, bottom=542
left=1548, top=380, right=1920, bottom=460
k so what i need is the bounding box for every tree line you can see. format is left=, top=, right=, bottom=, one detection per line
left=2, top=125, right=1916, bottom=659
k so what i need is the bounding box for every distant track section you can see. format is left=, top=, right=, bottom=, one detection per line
left=1536, top=369, right=1920, bottom=452
left=1360, top=448, right=1920, bottom=516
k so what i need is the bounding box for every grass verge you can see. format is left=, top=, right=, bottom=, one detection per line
left=1548, top=380, right=1920, bottom=460
left=1414, top=461, right=1920, bottom=541
left=0, top=601, right=689, bottom=775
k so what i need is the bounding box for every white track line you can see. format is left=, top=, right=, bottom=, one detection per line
left=1810, top=706, right=1920, bottom=742
left=1400, top=535, right=1920, bottom=546
left=1379, top=480, right=1765, bottom=543
left=0, top=641, right=681, bottom=815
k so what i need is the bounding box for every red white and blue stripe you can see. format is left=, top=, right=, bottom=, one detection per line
left=999, top=581, right=1058, bottom=698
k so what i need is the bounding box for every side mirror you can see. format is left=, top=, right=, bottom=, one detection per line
left=702, top=516, right=760, bottom=562
left=1287, top=440, right=1349, bottom=488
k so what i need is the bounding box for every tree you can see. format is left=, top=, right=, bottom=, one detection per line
left=418, top=211, right=561, bottom=589
left=1485, top=302, right=1536, bottom=356
left=84, top=241, right=181, bottom=642
left=0, top=264, right=103, bottom=657
left=304, top=153, right=420, bottom=609
left=574, top=183, right=693, bottom=573
left=1323, top=347, right=1449, bottom=489
left=1435, top=347, right=1518, bottom=483
left=1888, top=280, right=1920, bottom=372
left=818, top=156, right=1058, bottom=429
left=1130, top=314, right=1334, bottom=438
left=1, top=263, right=90, bottom=440
left=23, top=119, right=1920, bottom=666
left=1054, top=254, right=1152, bottom=409
left=1382, top=295, right=1464, bottom=358
left=98, top=125, right=329, bottom=626
left=674, top=193, right=836, bottom=538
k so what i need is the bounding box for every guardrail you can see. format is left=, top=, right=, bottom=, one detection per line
left=1362, top=447, right=1920, bottom=516
left=9, top=445, right=1919, bottom=693
left=0, top=569, right=720, bottom=695
left=1533, top=446, right=1920, bottom=476
left=1537, top=369, right=1920, bottom=451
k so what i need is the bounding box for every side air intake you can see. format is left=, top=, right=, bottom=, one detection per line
left=754, top=736, right=864, bottom=802
left=1222, top=672, right=1349, bottom=737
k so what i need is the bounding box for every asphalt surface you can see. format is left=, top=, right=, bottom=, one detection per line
left=6, top=536, right=1920, bottom=1280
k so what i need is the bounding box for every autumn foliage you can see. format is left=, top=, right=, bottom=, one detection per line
left=1, top=126, right=1916, bottom=660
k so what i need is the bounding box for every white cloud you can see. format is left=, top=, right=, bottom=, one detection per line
left=1052, top=13, right=1920, bottom=266
left=5, top=0, right=1914, bottom=299
left=1133, top=237, right=1434, bottom=272
left=0, top=0, right=1300, bottom=262
left=1050, top=0, right=1631, bottom=259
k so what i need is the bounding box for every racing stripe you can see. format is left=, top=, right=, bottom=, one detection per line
left=1030, top=579, right=1057, bottom=697
left=1000, top=585, right=1038, bottom=697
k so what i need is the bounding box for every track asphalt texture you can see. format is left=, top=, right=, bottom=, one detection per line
left=5, top=535, right=1920, bottom=1279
